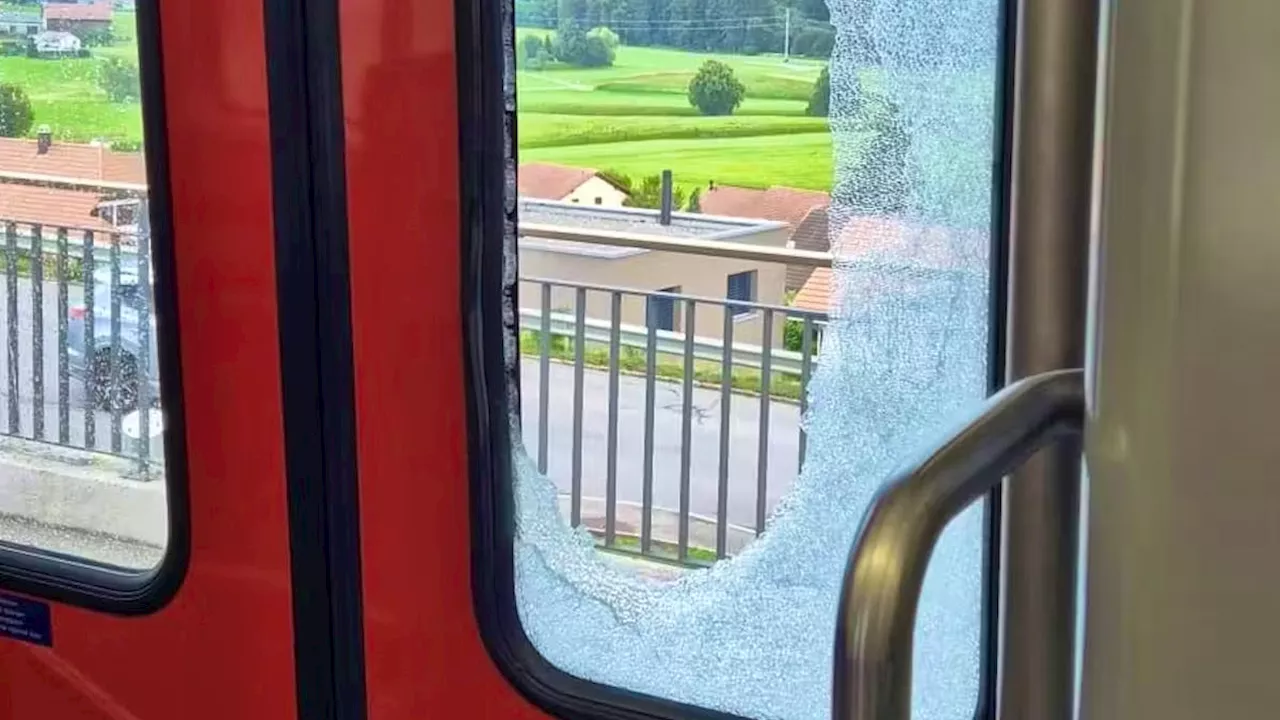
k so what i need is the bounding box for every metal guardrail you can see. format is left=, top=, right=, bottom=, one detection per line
left=517, top=308, right=815, bottom=375
left=0, top=176, right=157, bottom=477
left=520, top=276, right=827, bottom=566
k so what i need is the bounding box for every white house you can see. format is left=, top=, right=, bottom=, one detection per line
left=518, top=163, right=630, bottom=208
left=32, top=30, right=81, bottom=54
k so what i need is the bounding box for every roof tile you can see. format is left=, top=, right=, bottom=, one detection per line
left=0, top=137, right=145, bottom=184
left=0, top=183, right=114, bottom=233
left=786, top=205, right=829, bottom=291
left=702, top=185, right=828, bottom=227
left=518, top=163, right=600, bottom=201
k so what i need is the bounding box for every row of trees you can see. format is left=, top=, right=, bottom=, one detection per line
left=599, top=170, right=703, bottom=212
left=516, top=0, right=834, bottom=58
left=520, top=26, right=620, bottom=68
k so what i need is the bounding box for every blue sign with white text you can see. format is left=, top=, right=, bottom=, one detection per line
left=0, top=592, right=52, bottom=647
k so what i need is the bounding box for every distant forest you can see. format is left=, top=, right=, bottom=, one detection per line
left=515, top=0, right=836, bottom=59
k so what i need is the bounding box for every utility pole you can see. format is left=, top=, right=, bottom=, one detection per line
left=783, top=7, right=791, bottom=62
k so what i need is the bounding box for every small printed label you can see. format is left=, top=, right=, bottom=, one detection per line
left=0, top=592, right=52, bottom=647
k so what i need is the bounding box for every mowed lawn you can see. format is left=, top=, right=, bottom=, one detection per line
left=515, top=30, right=834, bottom=191
left=0, top=11, right=143, bottom=144
left=522, top=133, right=834, bottom=192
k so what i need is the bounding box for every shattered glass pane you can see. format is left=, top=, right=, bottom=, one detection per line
left=503, top=0, right=1001, bottom=717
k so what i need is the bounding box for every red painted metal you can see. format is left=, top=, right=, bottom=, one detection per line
left=0, top=0, right=298, bottom=717
left=339, top=0, right=545, bottom=717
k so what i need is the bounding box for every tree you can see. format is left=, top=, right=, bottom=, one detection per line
left=552, top=22, right=588, bottom=64
left=520, top=34, right=546, bottom=62
left=687, top=60, right=745, bottom=116
left=598, top=168, right=633, bottom=193
left=515, top=0, right=559, bottom=27
left=519, top=0, right=833, bottom=57
left=624, top=174, right=686, bottom=210
left=99, top=58, right=141, bottom=103
left=0, top=84, right=34, bottom=138
left=75, top=28, right=115, bottom=47
left=582, top=26, right=619, bottom=67
left=806, top=66, right=829, bottom=116
left=686, top=187, right=702, bottom=212
left=520, top=34, right=555, bottom=68
left=552, top=24, right=616, bottom=67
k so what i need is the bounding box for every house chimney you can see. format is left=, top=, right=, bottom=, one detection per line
left=659, top=169, right=673, bottom=225
left=36, top=125, right=52, bottom=155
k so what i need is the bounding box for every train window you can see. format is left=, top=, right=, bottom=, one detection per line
left=0, top=3, right=184, bottom=609
left=469, top=0, right=1008, bottom=717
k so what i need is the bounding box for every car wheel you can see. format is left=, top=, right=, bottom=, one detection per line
left=92, top=348, right=138, bottom=412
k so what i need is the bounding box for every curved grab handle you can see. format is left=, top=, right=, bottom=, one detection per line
left=832, top=369, right=1085, bottom=720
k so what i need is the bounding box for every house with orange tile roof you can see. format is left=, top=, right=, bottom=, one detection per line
left=42, top=1, right=113, bottom=36
left=699, top=183, right=833, bottom=311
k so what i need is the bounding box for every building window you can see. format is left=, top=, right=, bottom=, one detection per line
left=646, top=286, right=679, bottom=332
left=726, top=270, right=757, bottom=317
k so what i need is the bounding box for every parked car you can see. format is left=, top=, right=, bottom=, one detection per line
left=67, top=262, right=160, bottom=412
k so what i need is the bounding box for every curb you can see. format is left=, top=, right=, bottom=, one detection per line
left=0, top=435, right=166, bottom=548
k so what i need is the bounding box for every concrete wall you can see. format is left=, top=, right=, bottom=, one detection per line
left=519, top=227, right=790, bottom=348
left=561, top=177, right=629, bottom=208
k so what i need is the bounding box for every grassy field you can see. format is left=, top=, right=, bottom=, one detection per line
left=1, top=18, right=833, bottom=190
left=0, top=11, right=143, bottom=145
left=523, top=133, right=835, bottom=191
left=515, top=29, right=833, bottom=191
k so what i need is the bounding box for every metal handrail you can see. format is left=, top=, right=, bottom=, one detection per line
left=832, top=368, right=1085, bottom=720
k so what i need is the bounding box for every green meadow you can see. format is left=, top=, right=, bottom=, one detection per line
left=515, top=31, right=833, bottom=191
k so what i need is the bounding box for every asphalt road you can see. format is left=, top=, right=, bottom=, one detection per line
left=519, top=358, right=802, bottom=531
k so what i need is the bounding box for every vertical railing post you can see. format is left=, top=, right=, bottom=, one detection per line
left=135, top=201, right=153, bottom=477
left=640, top=294, right=658, bottom=555
left=82, top=231, right=96, bottom=450
left=676, top=299, right=696, bottom=561
left=716, top=308, right=734, bottom=558
left=4, top=223, right=17, bottom=436
left=604, top=292, right=621, bottom=547
left=570, top=287, right=586, bottom=528
left=755, top=309, right=773, bottom=535
left=108, top=232, right=123, bottom=453
left=30, top=224, right=44, bottom=440
left=57, top=228, right=70, bottom=444
left=537, top=282, right=550, bottom=474
left=798, top=314, right=814, bottom=473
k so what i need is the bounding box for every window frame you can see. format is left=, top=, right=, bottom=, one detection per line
left=646, top=286, right=680, bottom=333
left=0, top=0, right=190, bottom=615
left=464, top=0, right=1018, bottom=717
left=725, top=270, right=757, bottom=318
